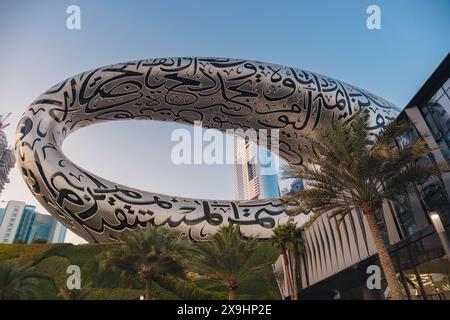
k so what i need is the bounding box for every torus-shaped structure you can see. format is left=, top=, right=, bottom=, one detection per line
left=15, top=58, right=399, bottom=243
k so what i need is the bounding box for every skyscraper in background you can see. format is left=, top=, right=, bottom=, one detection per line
left=280, top=179, right=305, bottom=197
left=0, top=200, right=28, bottom=243
left=233, top=139, right=280, bottom=200
left=29, top=213, right=67, bottom=243
left=0, top=114, right=15, bottom=195
left=0, top=207, right=5, bottom=225
left=0, top=200, right=66, bottom=243
left=13, top=204, right=36, bottom=243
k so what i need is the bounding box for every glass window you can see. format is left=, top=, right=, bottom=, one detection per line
left=392, top=196, right=417, bottom=237
left=420, top=78, right=450, bottom=162
left=247, top=160, right=256, bottom=181
left=438, top=93, right=450, bottom=116
left=419, top=180, right=450, bottom=223
left=375, top=209, right=390, bottom=246
left=416, top=257, right=450, bottom=299
left=430, top=88, right=445, bottom=104
left=443, top=78, right=450, bottom=92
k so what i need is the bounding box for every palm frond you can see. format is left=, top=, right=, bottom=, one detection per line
left=281, top=110, right=438, bottom=224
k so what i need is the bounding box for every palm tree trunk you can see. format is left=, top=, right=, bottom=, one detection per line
left=295, top=249, right=302, bottom=299
left=281, top=247, right=295, bottom=300
left=365, top=208, right=404, bottom=300
left=228, top=288, right=238, bottom=300
left=144, top=277, right=152, bottom=300
left=227, top=280, right=238, bottom=300
left=299, top=251, right=305, bottom=291
left=59, top=287, right=71, bottom=300
left=290, top=250, right=299, bottom=300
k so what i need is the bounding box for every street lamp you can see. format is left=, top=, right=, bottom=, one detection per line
left=430, top=211, right=450, bottom=264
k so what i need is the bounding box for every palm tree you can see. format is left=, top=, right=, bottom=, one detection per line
left=282, top=110, right=439, bottom=300
left=271, top=221, right=303, bottom=300
left=192, top=225, right=264, bottom=300
left=99, top=225, right=186, bottom=300
left=272, top=224, right=294, bottom=299
left=0, top=263, right=40, bottom=300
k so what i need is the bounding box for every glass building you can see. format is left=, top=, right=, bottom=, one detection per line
left=0, top=207, right=4, bottom=225
left=13, top=205, right=36, bottom=243
left=29, top=214, right=56, bottom=242
left=0, top=200, right=67, bottom=244
left=290, top=179, right=304, bottom=194
left=0, top=201, right=27, bottom=243
left=233, top=138, right=280, bottom=200
left=28, top=213, right=67, bottom=243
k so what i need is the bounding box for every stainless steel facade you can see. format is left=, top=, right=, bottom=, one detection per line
left=15, top=57, right=398, bottom=243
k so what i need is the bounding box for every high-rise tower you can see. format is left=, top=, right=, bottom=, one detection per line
left=232, top=139, right=280, bottom=200
left=0, top=114, right=15, bottom=195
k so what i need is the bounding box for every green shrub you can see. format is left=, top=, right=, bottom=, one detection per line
left=33, top=255, right=71, bottom=288
left=84, top=285, right=179, bottom=300
left=0, top=243, right=60, bottom=265
left=32, top=238, right=48, bottom=244
left=33, top=277, right=59, bottom=300
left=157, top=275, right=226, bottom=300
left=84, top=288, right=142, bottom=300
left=152, top=282, right=181, bottom=300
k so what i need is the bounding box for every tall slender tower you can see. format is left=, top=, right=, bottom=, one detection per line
left=0, top=114, right=15, bottom=195
left=232, top=139, right=280, bottom=200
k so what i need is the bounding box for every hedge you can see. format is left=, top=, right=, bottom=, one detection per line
left=0, top=242, right=281, bottom=300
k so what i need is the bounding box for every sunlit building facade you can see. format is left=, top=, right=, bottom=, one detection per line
left=0, top=200, right=67, bottom=244
left=233, top=138, right=280, bottom=200
left=13, top=204, right=36, bottom=243
left=0, top=200, right=28, bottom=243
left=29, top=213, right=67, bottom=243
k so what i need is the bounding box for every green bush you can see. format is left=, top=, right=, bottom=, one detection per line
left=33, top=278, right=59, bottom=300
left=32, top=238, right=48, bottom=244
left=84, top=285, right=179, bottom=300
left=152, top=282, right=181, bottom=300
left=33, top=255, right=72, bottom=288
left=0, top=244, right=59, bottom=265
left=84, top=288, right=142, bottom=300
left=157, top=275, right=226, bottom=300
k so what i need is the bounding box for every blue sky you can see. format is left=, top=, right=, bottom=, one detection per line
left=0, top=0, right=449, bottom=243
